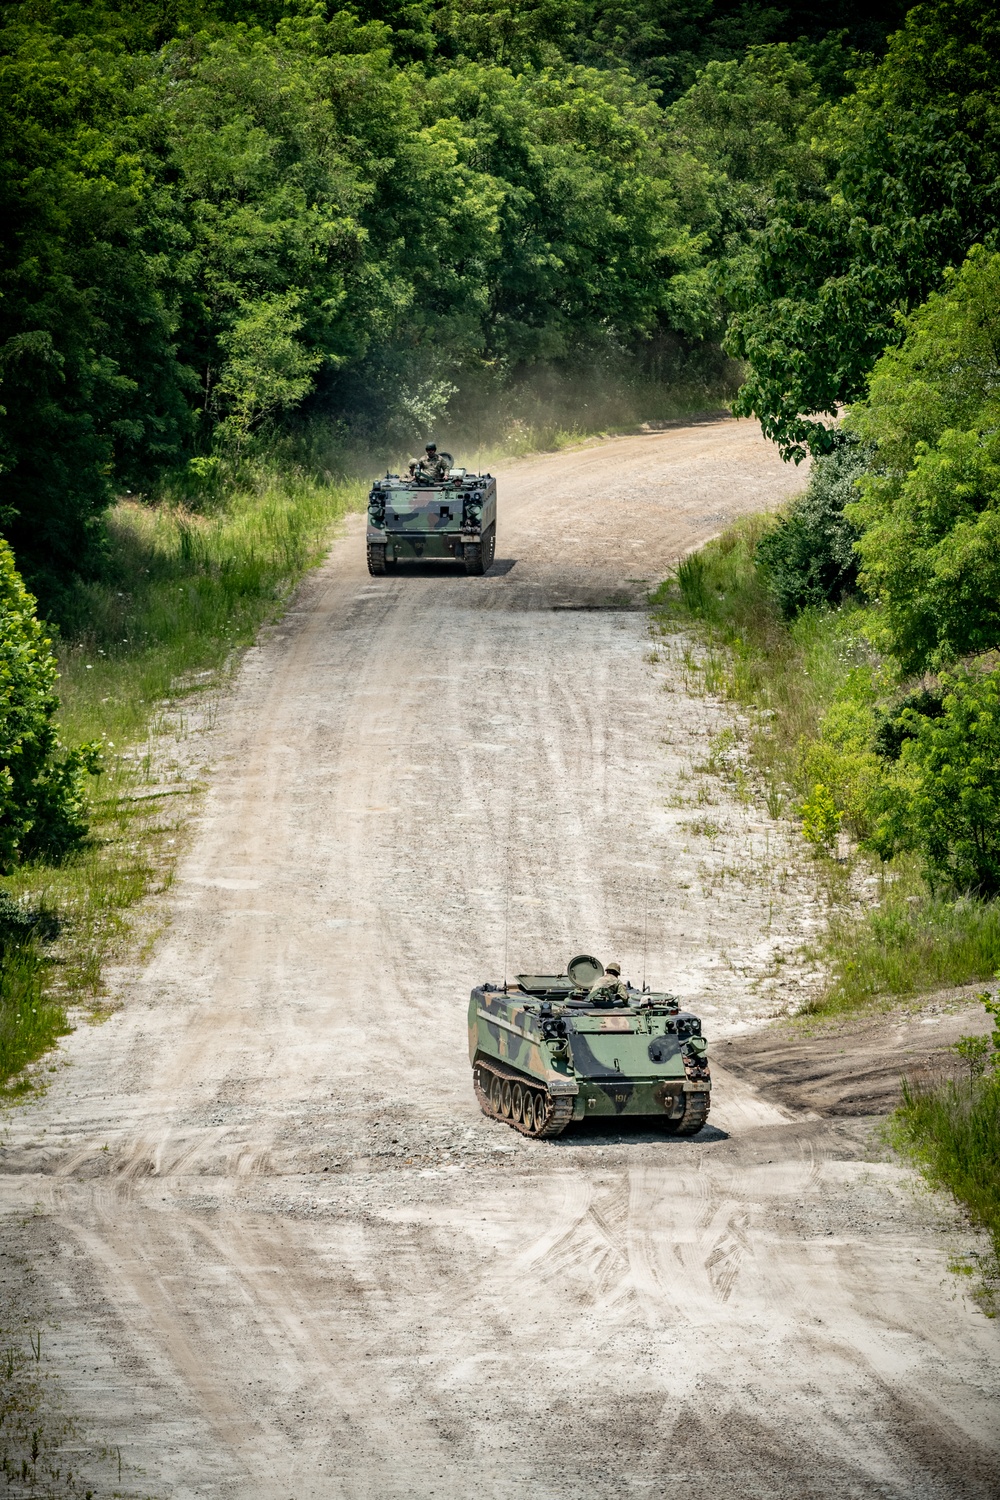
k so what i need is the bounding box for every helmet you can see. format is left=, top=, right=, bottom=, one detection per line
left=425, top=442, right=437, bottom=453
left=606, top=961, right=621, bottom=975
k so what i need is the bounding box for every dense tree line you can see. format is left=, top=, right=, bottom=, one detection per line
left=1, top=0, right=913, bottom=605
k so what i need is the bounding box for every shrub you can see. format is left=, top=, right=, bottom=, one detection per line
left=881, top=668, right=1000, bottom=898
left=0, top=540, right=100, bottom=870
left=873, top=686, right=945, bottom=760
left=800, top=782, right=841, bottom=853
left=756, top=442, right=864, bottom=618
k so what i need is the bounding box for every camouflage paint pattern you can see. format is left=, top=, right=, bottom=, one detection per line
left=468, top=972, right=711, bottom=1121
left=367, top=473, right=497, bottom=561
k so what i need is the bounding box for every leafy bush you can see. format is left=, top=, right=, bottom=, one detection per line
left=873, top=687, right=945, bottom=760
left=800, top=782, right=841, bottom=853
left=0, top=540, right=100, bottom=870
left=877, top=669, right=1000, bottom=899
left=756, top=442, right=863, bottom=617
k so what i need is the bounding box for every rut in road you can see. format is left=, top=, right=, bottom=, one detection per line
left=2, top=419, right=998, bottom=1500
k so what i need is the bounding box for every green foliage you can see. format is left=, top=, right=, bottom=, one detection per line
left=873, top=687, right=945, bottom=761
left=0, top=11, right=193, bottom=595
left=0, top=0, right=914, bottom=610
left=847, top=246, right=1000, bottom=672
left=667, top=43, right=827, bottom=247
left=656, top=515, right=1000, bottom=1010
left=890, top=1056, right=1000, bottom=1306
left=0, top=0, right=744, bottom=605
left=800, top=782, right=840, bottom=853
left=727, top=0, right=1000, bottom=458
left=878, top=669, right=1000, bottom=899
left=952, top=1031, right=992, bottom=1081
left=382, top=0, right=905, bottom=99
left=756, top=442, right=863, bottom=618
left=0, top=927, right=67, bottom=1094
left=816, top=865, right=1000, bottom=1011
left=0, top=540, right=101, bottom=871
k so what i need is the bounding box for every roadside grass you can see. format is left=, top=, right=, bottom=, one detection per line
left=818, top=864, right=1000, bottom=1013
left=0, top=937, right=70, bottom=1093
left=0, top=461, right=364, bottom=1091
left=652, top=519, right=1000, bottom=1018
left=888, top=1060, right=1000, bottom=1315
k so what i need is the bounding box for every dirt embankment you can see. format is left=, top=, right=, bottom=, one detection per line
left=723, top=991, right=995, bottom=1116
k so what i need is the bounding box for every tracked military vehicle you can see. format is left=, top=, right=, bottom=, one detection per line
left=469, top=955, right=711, bottom=1138
left=366, top=460, right=497, bottom=576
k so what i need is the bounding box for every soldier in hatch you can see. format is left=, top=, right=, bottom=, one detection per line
left=588, top=961, right=629, bottom=1005
left=408, top=442, right=447, bottom=481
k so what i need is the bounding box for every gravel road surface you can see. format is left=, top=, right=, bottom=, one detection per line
left=2, top=418, right=998, bottom=1499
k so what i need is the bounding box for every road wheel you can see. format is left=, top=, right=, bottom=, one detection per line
left=664, top=1092, right=710, bottom=1137
left=524, top=1091, right=540, bottom=1134
left=367, top=543, right=386, bottom=576
left=489, top=1073, right=503, bottom=1114
left=511, top=1083, right=524, bottom=1123
left=500, top=1080, right=513, bottom=1118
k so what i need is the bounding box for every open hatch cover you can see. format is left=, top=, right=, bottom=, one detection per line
left=566, top=953, right=604, bottom=988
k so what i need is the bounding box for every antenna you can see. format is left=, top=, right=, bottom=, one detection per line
left=641, top=876, right=650, bottom=992
left=502, top=848, right=511, bottom=991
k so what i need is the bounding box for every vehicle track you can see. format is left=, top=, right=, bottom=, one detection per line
left=1, top=418, right=998, bottom=1499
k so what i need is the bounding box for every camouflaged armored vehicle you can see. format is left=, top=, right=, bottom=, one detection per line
left=469, top=955, right=710, bottom=1138
left=366, top=460, right=497, bottom=576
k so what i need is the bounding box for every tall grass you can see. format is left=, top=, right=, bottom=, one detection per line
left=55, top=466, right=364, bottom=744
left=889, top=1066, right=1000, bottom=1311
left=0, top=462, right=363, bottom=1089
left=816, top=862, right=1000, bottom=1013
left=651, top=519, right=864, bottom=823
left=0, top=940, right=69, bottom=1092
left=655, top=518, right=1000, bottom=1016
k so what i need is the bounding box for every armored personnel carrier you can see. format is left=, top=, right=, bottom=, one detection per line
left=469, top=955, right=711, bottom=1138
left=366, top=460, right=497, bottom=576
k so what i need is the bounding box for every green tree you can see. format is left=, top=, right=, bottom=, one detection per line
left=0, top=13, right=192, bottom=600
left=846, top=246, right=1000, bottom=673
left=726, top=0, right=1000, bottom=458
left=0, top=541, right=101, bottom=869
left=415, top=63, right=713, bottom=362
left=886, top=669, right=1000, bottom=899
left=215, top=291, right=323, bottom=446
left=151, top=7, right=402, bottom=440
left=667, top=42, right=827, bottom=248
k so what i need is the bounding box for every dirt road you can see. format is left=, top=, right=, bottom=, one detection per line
left=3, top=419, right=998, bottom=1499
